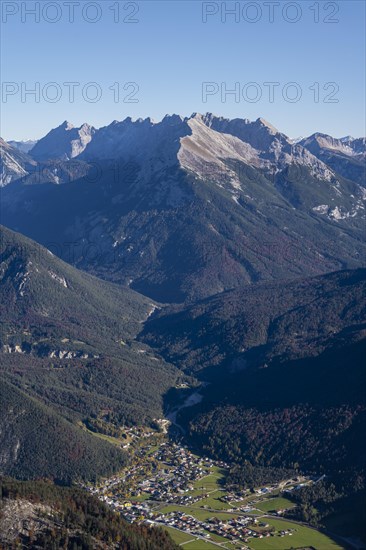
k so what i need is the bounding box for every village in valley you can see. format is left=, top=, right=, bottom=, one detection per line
left=84, top=424, right=344, bottom=550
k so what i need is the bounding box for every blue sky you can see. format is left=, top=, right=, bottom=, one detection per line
left=1, top=0, right=365, bottom=140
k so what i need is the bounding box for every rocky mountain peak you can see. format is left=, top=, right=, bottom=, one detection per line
left=300, top=133, right=364, bottom=157
left=29, top=122, right=95, bottom=161
left=60, top=120, right=74, bottom=130
left=255, top=117, right=279, bottom=134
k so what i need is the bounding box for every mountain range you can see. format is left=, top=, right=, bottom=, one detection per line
left=3, top=115, right=364, bottom=184
left=1, top=114, right=365, bottom=303
left=1, top=113, right=365, bottom=543
left=299, top=132, right=366, bottom=185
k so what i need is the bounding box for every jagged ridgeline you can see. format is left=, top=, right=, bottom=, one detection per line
left=2, top=114, right=365, bottom=303
left=0, top=225, right=179, bottom=481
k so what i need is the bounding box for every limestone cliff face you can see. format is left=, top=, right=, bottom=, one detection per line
left=29, top=121, right=95, bottom=161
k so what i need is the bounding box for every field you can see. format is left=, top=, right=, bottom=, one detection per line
left=160, top=504, right=345, bottom=549
left=255, top=497, right=296, bottom=512
left=162, top=526, right=195, bottom=545
left=193, top=468, right=226, bottom=491
left=158, top=505, right=241, bottom=522
left=195, top=490, right=231, bottom=510
left=190, top=467, right=233, bottom=511
left=163, top=525, right=230, bottom=548
left=203, top=529, right=232, bottom=543
left=248, top=518, right=345, bottom=550
left=156, top=475, right=345, bottom=550
left=182, top=541, right=223, bottom=549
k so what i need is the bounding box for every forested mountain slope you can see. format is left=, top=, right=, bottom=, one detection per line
left=0, top=226, right=180, bottom=480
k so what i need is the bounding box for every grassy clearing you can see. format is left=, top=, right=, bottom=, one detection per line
left=248, top=518, right=345, bottom=550
left=255, top=497, right=295, bottom=512
left=158, top=505, right=241, bottom=522
left=182, top=540, right=222, bottom=549
left=78, top=422, right=122, bottom=447
left=161, top=526, right=195, bottom=545
left=202, top=529, right=229, bottom=543
left=196, top=490, right=231, bottom=510
left=193, top=473, right=224, bottom=492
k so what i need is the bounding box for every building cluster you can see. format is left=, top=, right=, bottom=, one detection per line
left=85, top=438, right=307, bottom=548
left=87, top=442, right=228, bottom=507
left=153, top=512, right=295, bottom=546
left=135, top=443, right=213, bottom=501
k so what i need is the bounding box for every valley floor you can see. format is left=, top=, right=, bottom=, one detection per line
left=84, top=430, right=349, bottom=550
